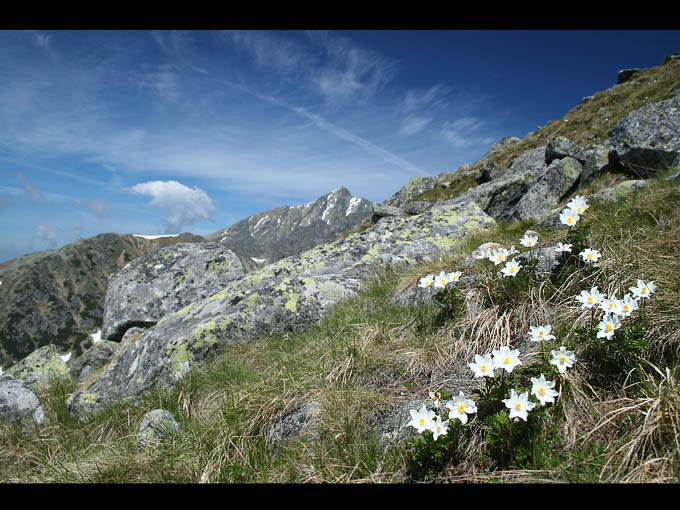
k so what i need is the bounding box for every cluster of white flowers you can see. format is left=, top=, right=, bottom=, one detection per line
left=574, top=279, right=656, bottom=340
left=418, top=270, right=463, bottom=290
left=559, top=195, right=589, bottom=227
left=467, top=339, right=567, bottom=421
left=407, top=390, right=478, bottom=440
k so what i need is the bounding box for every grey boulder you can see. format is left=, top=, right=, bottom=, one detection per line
left=102, top=242, right=245, bottom=342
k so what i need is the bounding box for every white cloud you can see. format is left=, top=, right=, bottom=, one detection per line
left=36, top=224, right=57, bottom=244
left=86, top=199, right=111, bottom=217
left=127, top=180, right=216, bottom=233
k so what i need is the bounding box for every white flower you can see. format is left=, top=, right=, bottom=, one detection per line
left=468, top=353, right=496, bottom=378
left=559, top=208, right=580, bottom=227
left=408, top=404, right=435, bottom=434
left=597, top=314, right=621, bottom=340
left=630, top=279, right=657, bottom=299
left=428, top=390, right=443, bottom=412
left=555, top=242, right=572, bottom=253
left=503, top=389, right=536, bottom=421
left=445, top=391, right=477, bottom=425
left=501, top=258, right=522, bottom=278
left=575, top=286, right=604, bottom=309
left=447, top=271, right=462, bottom=284
left=550, top=346, right=575, bottom=374
left=520, top=233, right=538, bottom=248
left=489, top=247, right=510, bottom=265
left=431, top=415, right=450, bottom=441
left=567, top=195, right=589, bottom=215
left=579, top=248, right=602, bottom=264
left=418, top=274, right=435, bottom=289
left=433, top=271, right=450, bottom=289
left=530, top=374, right=559, bottom=406
left=618, top=293, right=639, bottom=318
left=492, top=345, right=522, bottom=373
left=599, top=295, right=622, bottom=316
left=60, top=352, right=72, bottom=363
left=528, top=325, right=556, bottom=342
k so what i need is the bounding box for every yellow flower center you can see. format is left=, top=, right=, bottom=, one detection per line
left=538, top=387, right=545, bottom=395
left=586, top=253, right=593, bottom=259
left=458, top=404, right=466, bottom=414
left=567, top=217, right=574, bottom=225
left=419, top=418, right=425, bottom=426
left=480, top=364, right=487, bottom=372
left=509, top=267, right=517, bottom=273
left=503, top=356, right=511, bottom=365
left=538, top=331, right=544, bottom=337
left=623, top=305, right=630, bottom=311
left=559, top=356, right=566, bottom=363
left=515, top=402, right=522, bottom=410
left=642, top=287, right=648, bottom=293
left=605, top=323, right=614, bottom=332
left=587, top=297, right=594, bottom=303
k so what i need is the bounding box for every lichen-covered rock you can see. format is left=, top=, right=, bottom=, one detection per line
left=371, top=203, right=405, bottom=222
left=580, top=140, right=614, bottom=186
left=0, top=375, right=46, bottom=426
left=441, top=146, right=549, bottom=221
left=269, top=401, right=321, bottom=446
left=102, top=242, right=244, bottom=342
left=608, top=94, right=680, bottom=178
left=67, top=200, right=497, bottom=417
left=5, top=345, right=70, bottom=389
left=383, top=176, right=438, bottom=208
left=545, top=136, right=588, bottom=165
left=69, top=339, right=119, bottom=387
left=512, top=156, right=582, bottom=222
left=589, top=179, right=648, bottom=204
left=405, top=201, right=434, bottom=215
left=136, top=409, right=182, bottom=449
left=206, top=187, right=375, bottom=266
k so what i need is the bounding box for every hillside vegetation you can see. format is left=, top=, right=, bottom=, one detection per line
left=1, top=55, right=679, bottom=484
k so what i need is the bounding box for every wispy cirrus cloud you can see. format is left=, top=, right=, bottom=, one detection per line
left=440, top=117, right=495, bottom=149
left=224, top=30, right=398, bottom=107
left=398, top=84, right=451, bottom=136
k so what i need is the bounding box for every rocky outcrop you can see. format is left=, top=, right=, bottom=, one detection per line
left=608, top=93, right=680, bottom=178
left=136, top=409, right=182, bottom=449
left=0, top=232, right=202, bottom=367
left=5, top=345, right=70, bottom=389
left=67, top=200, right=496, bottom=418
left=0, top=375, right=46, bottom=426
left=206, top=187, right=375, bottom=267
left=102, top=242, right=245, bottom=342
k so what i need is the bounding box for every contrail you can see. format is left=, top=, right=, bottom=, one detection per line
left=229, top=81, right=426, bottom=177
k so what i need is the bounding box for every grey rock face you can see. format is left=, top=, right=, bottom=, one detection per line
left=5, top=345, right=70, bottom=389
left=69, top=340, right=119, bottom=387
left=383, top=176, right=438, bottom=208
left=67, top=200, right=496, bottom=418
left=545, top=136, right=588, bottom=165
left=0, top=375, right=46, bottom=426
left=0, top=232, right=202, bottom=366
left=371, top=203, right=405, bottom=222
left=206, top=187, right=375, bottom=266
left=406, top=201, right=434, bottom=215
left=441, top=146, right=549, bottom=222
left=102, top=242, right=245, bottom=342
left=608, top=94, right=680, bottom=178
left=512, top=156, right=582, bottom=222
left=136, top=409, right=182, bottom=449
left=269, top=401, right=321, bottom=446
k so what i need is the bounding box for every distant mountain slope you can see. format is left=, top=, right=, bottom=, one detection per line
left=205, top=187, right=375, bottom=268
left=0, top=232, right=202, bottom=366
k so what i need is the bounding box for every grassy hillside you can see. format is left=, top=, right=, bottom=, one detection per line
left=1, top=54, right=679, bottom=484
left=1, top=172, right=678, bottom=483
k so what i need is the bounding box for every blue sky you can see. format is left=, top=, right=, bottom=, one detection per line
left=1, top=29, right=678, bottom=262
